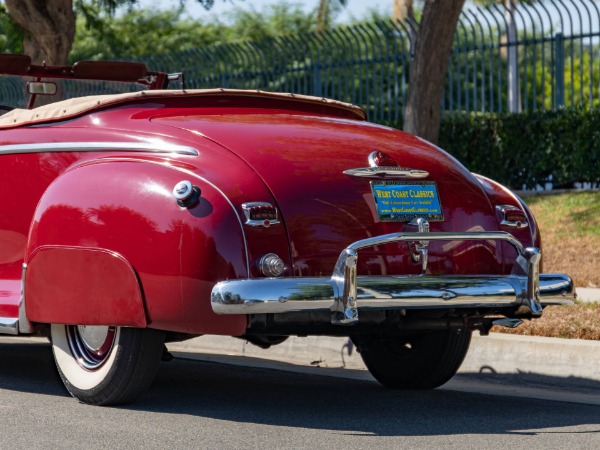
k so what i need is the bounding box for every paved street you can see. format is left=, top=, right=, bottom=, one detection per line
left=1, top=338, right=600, bottom=449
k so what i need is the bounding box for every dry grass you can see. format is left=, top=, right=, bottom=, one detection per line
left=526, top=191, right=600, bottom=288
left=491, top=302, right=600, bottom=339
left=492, top=191, right=600, bottom=339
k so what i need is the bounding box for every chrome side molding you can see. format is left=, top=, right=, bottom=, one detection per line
left=0, top=142, right=199, bottom=156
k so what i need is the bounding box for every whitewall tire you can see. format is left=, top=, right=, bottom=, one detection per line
left=51, top=324, right=165, bottom=405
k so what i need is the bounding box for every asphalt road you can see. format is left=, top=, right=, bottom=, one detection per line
left=1, top=339, right=600, bottom=449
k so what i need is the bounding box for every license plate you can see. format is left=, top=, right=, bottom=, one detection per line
left=370, top=181, right=444, bottom=222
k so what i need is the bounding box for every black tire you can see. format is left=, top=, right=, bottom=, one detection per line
left=352, top=329, right=472, bottom=389
left=51, top=324, right=165, bottom=405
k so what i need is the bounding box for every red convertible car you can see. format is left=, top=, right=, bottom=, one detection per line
left=0, top=54, right=574, bottom=405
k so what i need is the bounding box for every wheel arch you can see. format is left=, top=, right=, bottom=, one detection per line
left=24, top=158, right=249, bottom=334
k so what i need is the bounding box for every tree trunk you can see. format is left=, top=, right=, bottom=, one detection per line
left=5, top=0, right=75, bottom=65
left=403, top=0, right=465, bottom=144
left=393, top=0, right=413, bottom=22
left=393, top=0, right=417, bottom=61
left=316, top=0, right=328, bottom=33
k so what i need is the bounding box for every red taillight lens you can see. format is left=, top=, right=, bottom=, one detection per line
left=496, top=205, right=529, bottom=229
left=242, top=202, right=280, bottom=228
left=368, top=151, right=398, bottom=167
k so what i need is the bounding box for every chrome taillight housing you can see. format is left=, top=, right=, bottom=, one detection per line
left=242, top=202, right=280, bottom=228
left=496, top=204, right=529, bottom=229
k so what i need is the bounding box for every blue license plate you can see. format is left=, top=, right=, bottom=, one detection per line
left=370, top=181, right=444, bottom=222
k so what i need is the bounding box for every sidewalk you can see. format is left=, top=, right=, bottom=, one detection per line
left=169, top=289, right=600, bottom=380
left=168, top=330, right=600, bottom=383
left=577, top=287, right=600, bottom=302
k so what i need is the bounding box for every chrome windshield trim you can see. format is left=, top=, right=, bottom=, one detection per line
left=0, top=142, right=199, bottom=156
left=211, top=273, right=575, bottom=314
left=0, top=318, right=19, bottom=335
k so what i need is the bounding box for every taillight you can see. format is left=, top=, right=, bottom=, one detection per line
left=496, top=205, right=529, bottom=229
left=242, top=202, right=280, bottom=228
left=368, top=150, right=398, bottom=167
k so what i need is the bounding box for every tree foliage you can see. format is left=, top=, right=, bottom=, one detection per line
left=0, top=3, right=22, bottom=54
left=70, top=7, right=225, bottom=61
left=69, top=3, right=315, bottom=62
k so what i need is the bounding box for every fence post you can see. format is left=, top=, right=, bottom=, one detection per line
left=312, top=63, right=323, bottom=97
left=554, top=32, right=565, bottom=108
left=505, top=0, right=521, bottom=113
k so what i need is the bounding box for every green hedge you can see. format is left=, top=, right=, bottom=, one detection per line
left=438, top=108, right=600, bottom=189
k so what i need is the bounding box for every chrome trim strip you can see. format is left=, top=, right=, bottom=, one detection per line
left=211, top=273, right=575, bottom=314
left=19, top=262, right=32, bottom=334
left=0, top=318, right=19, bottom=335
left=343, top=166, right=429, bottom=179
left=0, top=142, right=199, bottom=156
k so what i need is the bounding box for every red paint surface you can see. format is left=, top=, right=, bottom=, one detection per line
left=26, top=246, right=147, bottom=326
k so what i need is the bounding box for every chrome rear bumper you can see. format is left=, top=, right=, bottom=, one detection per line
left=211, top=231, right=575, bottom=326
left=211, top=273, right=574, bottom=312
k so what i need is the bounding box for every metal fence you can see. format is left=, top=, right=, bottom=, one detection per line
left=1, top=0, right=599, bottom=124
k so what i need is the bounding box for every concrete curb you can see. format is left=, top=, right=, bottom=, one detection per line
left=577, top=287, right=600, bottom=303
left=168, top=332, right=600, bottom=383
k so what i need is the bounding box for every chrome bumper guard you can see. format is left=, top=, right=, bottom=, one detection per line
left=211, top=232, right=575, bottom=326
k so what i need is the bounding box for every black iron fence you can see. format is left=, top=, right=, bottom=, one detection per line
left=1, top=0, right=599, bottom=125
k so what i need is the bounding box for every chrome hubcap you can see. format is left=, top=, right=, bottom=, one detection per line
left=66, top=325, right=116, bottom=370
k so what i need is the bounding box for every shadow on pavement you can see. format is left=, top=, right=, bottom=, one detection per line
left=1, top=340, right=599, bottom=438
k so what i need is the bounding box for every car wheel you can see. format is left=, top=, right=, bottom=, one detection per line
left=51, top=324, right=165, bottom=405
left=352, top=329, right=471, bottom=389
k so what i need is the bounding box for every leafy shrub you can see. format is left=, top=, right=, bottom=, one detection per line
left=439, top=108, right=600, bottom=189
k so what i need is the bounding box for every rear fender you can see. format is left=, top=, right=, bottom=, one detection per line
left=24, top=158, right=248, bottom=335
left=473, top=173, right=541, bottom=271
left=26, top=246, right=146, bottom=326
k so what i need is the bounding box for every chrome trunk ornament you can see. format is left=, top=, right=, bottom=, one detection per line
left=343, top=166, right=429, bottom=179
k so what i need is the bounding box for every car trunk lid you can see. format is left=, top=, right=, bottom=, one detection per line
left=153, top=112, right=506, bottom=276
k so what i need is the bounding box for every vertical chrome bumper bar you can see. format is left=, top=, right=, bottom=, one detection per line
left=330, top=231, right=542, bottom=326
left=523, top=247, right=543, bottom=316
